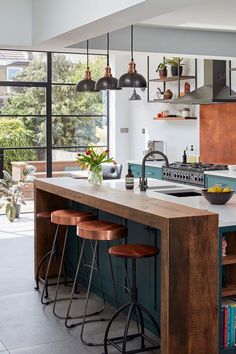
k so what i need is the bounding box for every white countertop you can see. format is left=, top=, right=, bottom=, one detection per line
left=103, top=178, right=236, bottom=228
left=204, top=170, right=236, bottom=178
left=127, top=160, right=165, bottom=168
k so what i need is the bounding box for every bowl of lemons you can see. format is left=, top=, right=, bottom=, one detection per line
left=202, top=185, right=234, bottom=205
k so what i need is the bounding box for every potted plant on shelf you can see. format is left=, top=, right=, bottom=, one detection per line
left=76, top=146, right=113, bottom=185
left=0, top=166, right=36, bottom=222
left=156, top=62, right=168, bottom=79
left=165, top=57, right=185, bottom=76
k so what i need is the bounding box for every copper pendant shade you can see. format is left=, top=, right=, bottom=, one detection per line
left=95, top=33, right=121, bottom=91
left=76, top=40, right=97, bottom=92
left=118, top=25, right=147, bottom=89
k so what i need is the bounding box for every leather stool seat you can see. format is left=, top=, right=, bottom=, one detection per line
left=37, top=211, right=52, bottom=219
left=77, top=220, right=127, bottom=241
left=51, top=209, right=95, bottom=226
left=109, top=244, right=159, bottom=259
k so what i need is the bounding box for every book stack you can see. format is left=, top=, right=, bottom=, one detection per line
left=222, top=297, right=236, bottom=348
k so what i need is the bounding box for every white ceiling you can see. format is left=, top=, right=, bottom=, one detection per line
left=142, top=0, right=236, bottom=32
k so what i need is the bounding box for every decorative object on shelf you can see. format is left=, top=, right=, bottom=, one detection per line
left=76, top=146, right=113, bottom=185
left=0, top=167, right=35, bottom=222
left=184, top=81, right=190, bottom=93
left=164, top=89, right=173, bottom=100
left=118, top=25, right=147, bottom=88
left=156, top=62, right=167, bottom=79
left=222, top=237, right=228, bottom=257
left=76, top=40, right=97, bottom=92
left=181, top=107, right=191, bottom=118
left=95, top=33, right=121, bottom=91
left=129, top=88, right=141, bottom=100
left=165, top=57, right=185, bottom=76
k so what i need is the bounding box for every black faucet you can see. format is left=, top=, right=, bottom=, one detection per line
left=139, top=150, right=170, bottom=192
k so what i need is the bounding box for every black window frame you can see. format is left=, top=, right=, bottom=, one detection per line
left=0, top=49, right=109, bottom=178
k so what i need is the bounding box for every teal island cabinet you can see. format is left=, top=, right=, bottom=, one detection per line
left=127, top=160, right=163, bottom=180
left=35, top=177, right=219, bottom=354
left=205, top=171, right=236, bottom=191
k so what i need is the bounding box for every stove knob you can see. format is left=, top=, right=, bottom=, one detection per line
left=174, top=173, right=177, bottom=178
left=198, top=176, right=202, bottom=182
left=194, top=176, right=198, bottom=181
left=166, top=171, right=169, bottom=177
left=183, top=175, right=186, bottom=180
left=177, top=174, right=180, bottom=178
left=186, top=175, right=189, bottom=180
left=163, top=171, right=166, bottom=177
left=180, top=174, right=183, bottom=179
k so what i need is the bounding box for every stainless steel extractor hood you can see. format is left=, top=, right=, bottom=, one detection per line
left=172, top=60, right=236, bottom=104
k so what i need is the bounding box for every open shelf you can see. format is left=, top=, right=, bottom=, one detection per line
left=222, top=255, right=236, bottom=265
left=149, top=99, right=172, bottom=103
left=153, top=117, right=197, bottom=121
left=222, top=284, right=236, bottom=297
left=149, top=75, right=196, bottom=83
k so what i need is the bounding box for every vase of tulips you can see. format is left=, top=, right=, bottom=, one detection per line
left=76, top=147, right=113, bottom=185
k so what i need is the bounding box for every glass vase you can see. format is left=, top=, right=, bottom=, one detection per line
left=88, top=165, right=103, bottom=185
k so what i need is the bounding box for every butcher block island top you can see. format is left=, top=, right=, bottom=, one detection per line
left=35, top=177, right=219, bottom=354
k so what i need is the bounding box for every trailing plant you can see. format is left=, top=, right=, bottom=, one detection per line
left=164, top=57, right=185, bottom=67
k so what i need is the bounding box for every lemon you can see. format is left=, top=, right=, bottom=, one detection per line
left=223, top=187, right=232, bottom=192
left=207, top=187, right=215, bottom=192
left=212, top=185, right=223, bottom=193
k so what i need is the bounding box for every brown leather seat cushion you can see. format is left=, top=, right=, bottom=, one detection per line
left=109, top=244, right=159, bottom=259
left=77, top=220, right=127, bottom=241
left=51, top=210, right=95, bottom=226
left=37, top=211, right=52, bottom=219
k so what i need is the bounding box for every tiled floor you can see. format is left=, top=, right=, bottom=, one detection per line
left=0, top=213, right=160, bottom=354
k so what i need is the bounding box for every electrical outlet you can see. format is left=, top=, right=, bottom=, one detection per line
left=120, top=128, right=129, bottom=133
left=142, top=128, right=146, bottom=134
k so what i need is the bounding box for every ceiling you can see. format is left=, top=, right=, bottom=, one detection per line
left=141, top=0, right=236, bottom=32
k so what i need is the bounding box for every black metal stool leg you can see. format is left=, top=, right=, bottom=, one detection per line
left=34, top=250, right=53, bottom=291
left=53, top=226, right=69, bottom=314
left=138, top=303, right=161, bottom=338
left=107, top=241, right=119, bottom=308
left=41, top=224, right=60, bottom=305
left=122, top=303, right=135, bottom=353
left=65, top=238, right=86, bottom=327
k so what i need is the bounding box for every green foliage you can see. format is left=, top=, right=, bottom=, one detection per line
left=164, top=57, right=185, bottom=67
left=1, top=54, right=107, bottom=150
left=0, top=119, right=36, bottom=172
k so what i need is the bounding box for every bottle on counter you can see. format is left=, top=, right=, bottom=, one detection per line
left=125, top=167, right=134, bottom=190
left=189, top=145, right=196, bottom=163
left=182, top=149, right=187, bottom=164
left=185, top=146, right=189, bottom=163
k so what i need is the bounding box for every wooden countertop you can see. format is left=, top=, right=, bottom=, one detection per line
left=35, top=177, right=215, bottom=230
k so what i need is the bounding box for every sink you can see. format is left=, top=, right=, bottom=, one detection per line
left=145, top=185, right=178, bottom=190
left=156, top=189, right=202, bottom=197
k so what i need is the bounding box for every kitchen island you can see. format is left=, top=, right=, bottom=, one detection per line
left=35, top=177, right=219, bottom=354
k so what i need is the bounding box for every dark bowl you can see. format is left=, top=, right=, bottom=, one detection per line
left=202, top=189, right=234, bottom=205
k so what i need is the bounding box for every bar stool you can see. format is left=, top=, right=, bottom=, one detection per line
left=104, top=244, right=160, bottom=354
left=41, top=209, right=95, bottom=306
left=35, top=211, right=53, bottom=298
left=65, top=220, right=128, bottom=346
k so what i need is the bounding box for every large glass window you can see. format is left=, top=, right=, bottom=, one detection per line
left=0, top=49, right=108, bottom=180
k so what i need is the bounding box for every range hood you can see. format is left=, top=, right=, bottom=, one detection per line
left=172, top=60, right=236, bottom=104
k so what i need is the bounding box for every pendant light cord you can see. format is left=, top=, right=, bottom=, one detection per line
left=131, top=25, right=134, bottom=61
left=107, top=33, right=109, bottom=66
left=86, top=40, right=89, bottom=69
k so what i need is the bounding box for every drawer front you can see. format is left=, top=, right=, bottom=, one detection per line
left=128, top=164, right=162, bottom=180
left=205, top=175, right=236, bottom=192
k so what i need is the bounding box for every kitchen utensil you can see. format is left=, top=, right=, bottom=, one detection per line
left=181, top=108, right=191, bottom=118
left=202, top=189, right=234, bottom=205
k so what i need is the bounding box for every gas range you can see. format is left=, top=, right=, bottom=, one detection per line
left=162, top=162, right=228, bottom=187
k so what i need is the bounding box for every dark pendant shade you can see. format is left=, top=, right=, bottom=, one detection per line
left=129, top=88, right=141, bottom=100
left=95, top=66, right=121, bottom=91
left=95, top=33, right=120, bottom=91
left=118, top=26, right=147, bottom=89
left=76, top=41, right=98, bottom=93
left=76, top=69, right=96, bottom=92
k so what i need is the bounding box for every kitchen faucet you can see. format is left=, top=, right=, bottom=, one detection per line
left=139, top=151, right=169, bottom=192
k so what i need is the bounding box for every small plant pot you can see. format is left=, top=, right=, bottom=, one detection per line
left=159, top=68, right=167, bottom=79
left=171, top=65, right=183, bottom=76
left=15, top=204, right=21, bottom=218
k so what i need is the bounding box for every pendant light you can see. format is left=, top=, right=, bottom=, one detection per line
left=95, top=33, right=121, bottom=91
left=118, top=25, right=147, bottom=88
left=129, top=88, right=141, bottom=101
left=76, top=40, right=96, bottom=92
